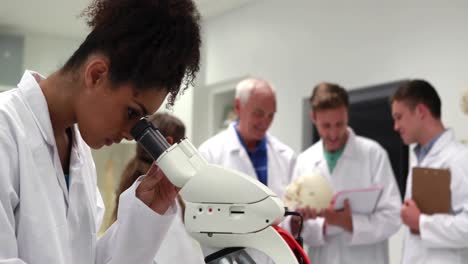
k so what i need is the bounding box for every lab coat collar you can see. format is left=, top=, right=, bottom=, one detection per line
left=225, top=124, right=242, bottom=152
left=17, top=70, right=83, bottom=198
left=226, top=124, right=255, bottom=153
left=420, top=128, right=455, bottom=162
left=341, top=127, right=358, bottom=158
left=17, top=70, right=56, bottom=147
left=316, top=127, right=357, bottom=172
left=320, top=127, right=358, bottom=158
left=225, top=123, right=288, bottom=153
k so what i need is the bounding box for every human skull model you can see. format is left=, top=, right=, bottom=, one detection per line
left=284, top=172, right=334, bottom=210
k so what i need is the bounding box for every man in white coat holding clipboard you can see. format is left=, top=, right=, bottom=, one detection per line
left=286, top=82, right=401, bottom=264
left=391, top=80, right=468, bottom=264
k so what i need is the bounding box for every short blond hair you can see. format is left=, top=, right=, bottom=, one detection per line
left=310, top=82, right=348, bottom=112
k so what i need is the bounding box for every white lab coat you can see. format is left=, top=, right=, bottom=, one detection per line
left=0, top=71, right=175, bottom=264
left=288, top=128, right=401, bottom=264
left=401, top=129, right=468, bottom=264
left=198, top=124, right=296, bottom=198
left=154, top=201, right=205, bottom=264
left=198, top=124, right=296, bottom=263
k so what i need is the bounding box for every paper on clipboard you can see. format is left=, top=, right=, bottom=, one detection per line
left=333, top=186, right=384, bottom=214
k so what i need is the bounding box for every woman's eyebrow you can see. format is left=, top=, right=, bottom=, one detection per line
left=133, top=100, right=149, bottom=115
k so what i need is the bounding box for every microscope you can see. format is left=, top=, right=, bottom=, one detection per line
left=131, top=117, right=300, bottom=263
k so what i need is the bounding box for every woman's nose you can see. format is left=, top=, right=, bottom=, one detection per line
left=122, top=130, right=133, bottom=141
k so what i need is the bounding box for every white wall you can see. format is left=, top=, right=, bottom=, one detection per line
left=0, top=84, right=14, bottom=91
left=200, top=1, right=468, bottom=263
left=158, top=86, right=195, bottom=139
left=202, top=0, right=468, bottom=151
left=22, top=32, right=82, bottom=77
left=0, top=30, right=81, bottom=89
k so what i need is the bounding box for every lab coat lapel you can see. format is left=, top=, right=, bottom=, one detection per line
left=420, top=129, right=453, bottom=167
left=339, top=128, right=358, bottom=160
left=323, top=128, right=358, bottom=189
left=266, top=135, right=283, bottom=190
left=18, top=70, right=71, bottom=205
left=68, top=126, right=85, bottom=197
left=226, top=125, right=257, bottom=178
left=67, top=126, right=97, bottom=233
left=314, top=141, right=332, bottom=181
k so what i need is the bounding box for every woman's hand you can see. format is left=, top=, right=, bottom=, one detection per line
left=136, top=163, right=180, bottom=215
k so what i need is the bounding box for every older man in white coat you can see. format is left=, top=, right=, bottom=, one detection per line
left=198, top=77, right=296, bottom=263
left=287, top=82, right=401, bottom=264
left=391, top=80, right=468, bottom=264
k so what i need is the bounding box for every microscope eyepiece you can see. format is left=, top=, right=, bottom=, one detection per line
left=130, top=117, right=171, bottom=160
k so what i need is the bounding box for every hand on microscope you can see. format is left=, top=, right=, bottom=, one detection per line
left=136, top=137, right=180, bottom=215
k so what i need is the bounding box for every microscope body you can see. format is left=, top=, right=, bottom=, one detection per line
left=131, top=118, right=299, bottom=264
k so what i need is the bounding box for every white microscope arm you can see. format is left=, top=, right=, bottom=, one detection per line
left=131, top=118, right=298, bottom=264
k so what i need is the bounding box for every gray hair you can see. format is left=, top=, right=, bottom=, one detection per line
left=235, top=78, right=276, bottom=105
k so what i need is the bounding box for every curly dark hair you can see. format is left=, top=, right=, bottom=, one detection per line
left=63, top=0, right=201, bottom=106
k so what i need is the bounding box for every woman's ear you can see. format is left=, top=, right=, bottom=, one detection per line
left=83, top=56, right=109, bottom=92
left=165, top=136, right=174, bottom=145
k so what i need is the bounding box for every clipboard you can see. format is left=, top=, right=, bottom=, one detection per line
left=412, top=167, right=451, bottom=215
left=333, top=187, right=383, bottom=214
